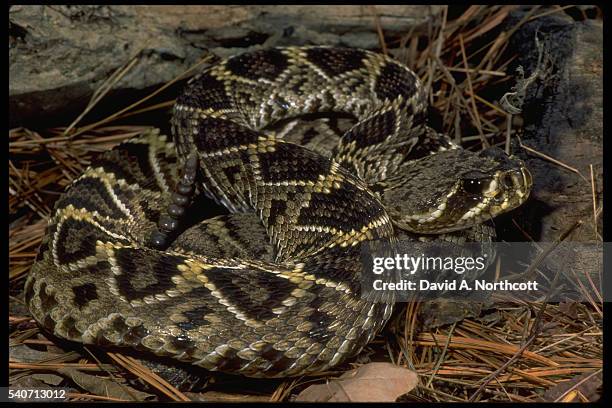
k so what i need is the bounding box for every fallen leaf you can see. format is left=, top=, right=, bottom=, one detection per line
left=11, top=374, right=59, bottom=390
left=296, top=362, right=418, bottom=402
left=31, top=373, right=64, bottom=386
left=58, top=367, right=155, bottom=401
left=542, top=371, right=602, bottom=402
left=9, top=344, right=65, bottom=363
left=558, top=301, right=579, bottom=319
left=419, top=299, right=483, bottom=329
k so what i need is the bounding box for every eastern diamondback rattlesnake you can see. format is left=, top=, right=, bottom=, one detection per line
left=26, top=46, right=532, bottom=377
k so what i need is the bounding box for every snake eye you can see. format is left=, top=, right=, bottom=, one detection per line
left=461, top=172, right=492, bottom=196
left=462, top=178, right=485, bottom=195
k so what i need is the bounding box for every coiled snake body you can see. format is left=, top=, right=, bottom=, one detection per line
left=26, top=47, right=532, bottom=377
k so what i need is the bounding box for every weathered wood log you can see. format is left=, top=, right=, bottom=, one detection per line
left=501, top=10, right=602, bottom=243
left=9, top=5, right=441, bottom=127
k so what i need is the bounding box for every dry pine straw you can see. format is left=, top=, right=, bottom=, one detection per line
left=8, top=5, right=602, bottom=402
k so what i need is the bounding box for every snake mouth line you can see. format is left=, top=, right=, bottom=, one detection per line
left=391, top=164, right=532, bottom=235
left=454, top=166, right=532, bottom=230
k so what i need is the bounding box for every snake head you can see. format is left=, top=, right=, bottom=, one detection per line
left=383, top=147, right=532, bottom=234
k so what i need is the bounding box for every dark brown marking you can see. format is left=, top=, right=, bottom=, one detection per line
left=342, top=109, right=396, bottom=148
left=176, top=290, right=215, bottom=331
left=176, top=71, right=233, bottom=111
left=56, top=177, right=126, bottom=219
left=306, top=47, right=366, bottom=77
left=195, top=117, right=260, bottom=152
left=225, top=48, right=289, bottom=81
left=72, top=283, right=99, bottom=309
left=95, top=154, right=140, bottom=186
left=119, top=142, right=157, bottom=181
left=296, top=180, right=386, bottom=232
left=55, top=219, right=109, bottom=265
left=374, top=61, right=418, bottom=101
left=113, top=248, right=185, bottom=302
left=204, top=267, right=297, bottom=321
left=257, top=143, right=331, bottom=183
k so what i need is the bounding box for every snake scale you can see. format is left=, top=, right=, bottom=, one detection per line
left=25, top=46, right=532, bottom=378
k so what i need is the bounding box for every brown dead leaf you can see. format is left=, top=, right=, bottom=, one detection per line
left=9, top=343, right=66, bottom=363
left=558, top=301, right=579, bottom=319
left=58, top=367, right=155, bottom=401
left=30, top=373, right=64, bottom=387
left=296, top=362, right=418, bottom=402
left=542, top=371, right=602, bottom=402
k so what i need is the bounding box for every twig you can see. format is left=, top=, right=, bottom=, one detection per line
left=113, top=100, right=175, bottom=121
left=426, top=6, right=448, bottom=97
left=433, top=55, right=485, bottom=142
left=371, top=5, right=388, bottom=56
left=477, top=6, right=541, bottom=73
left=107, top=353, right=190, bottom=402
left=63, top=56, right=140, bottom=137
left=425, top=322, right=456, bottom=388
left=68, top=53, right=215, bottom=139
left=468, top=220, right=582, bottom=401
left=553, top=369, right=602, bottom=402
left=568, top=266, right=602, bottom=317
left=471, top=93, right=507, bottom=116
left=81, top=346, right=141, bottom=402
left=518, top=139, right=588, bottom=182
left=535, top=326, right=599, bottom=354
left=446, top=66, right=506, bottom=77
left=528, top=5, right=578, bottom=22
